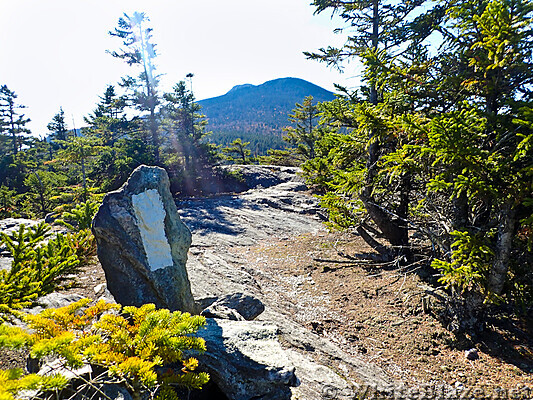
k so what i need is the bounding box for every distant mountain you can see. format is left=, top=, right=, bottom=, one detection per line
left=198, top=77, right=336, bottom=153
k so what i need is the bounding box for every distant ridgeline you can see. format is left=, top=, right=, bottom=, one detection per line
left=198, top=77, right=335, bottom=155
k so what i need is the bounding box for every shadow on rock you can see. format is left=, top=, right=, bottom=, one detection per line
left=196, top=318, right=299, bottom=400
left=178, top=195, right=260, bottom=237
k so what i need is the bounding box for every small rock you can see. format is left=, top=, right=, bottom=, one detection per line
left=202, top=304, right=246, bottom=321
left=310, top=321, right=325, bottom=334
left=196, top=296, right=219, bottom=310
left=465, top=348, right=479, bottom=360
left=39, top=359, right=92, bottom=380
left=0, top=257, right=13, bottom=271
left=94, top=283, right=106, bottom=294
left=26, top=293, right=85, bottom=314
left=197, top=319, right=297, bottom=400
left=0, top=218, right=40, bottom=234
left=44, top=213, right=57, bottom=224
left=204, top=292, right=265, bottom=321
left=98, top=291, right=117, bottom=304
left=189, top=247, right=203, bottom=255
left=94, top=283, right=117, bottom=304
left=26, top=356, right=41, bottom=374
left=97, top=384, right=133, bottom=400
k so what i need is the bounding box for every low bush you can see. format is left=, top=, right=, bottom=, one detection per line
left=0, top=299, right=209, bottom=400
left=55, top=200, right=100, bottom=231
left=0, top=222, right=95, bottom=318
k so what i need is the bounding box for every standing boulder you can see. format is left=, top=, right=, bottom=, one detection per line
left=92, top=165, right=198, bottom=313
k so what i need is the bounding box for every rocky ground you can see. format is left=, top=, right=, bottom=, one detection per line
left=178, top=167, right=533, bottom=397
left=1, top=165, right=532, bottom=399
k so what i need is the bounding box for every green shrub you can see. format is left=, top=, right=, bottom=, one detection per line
left=0, top=299, right=209, bottom=400
left=55, top=200, right=99, bottom=231
left=0, top=223, right=94, bottom=318
left=432, top=230, right=494, bottom=296
left=0, top=186, right=17, bottom=219
left=0, top=367, right=69, bottom=400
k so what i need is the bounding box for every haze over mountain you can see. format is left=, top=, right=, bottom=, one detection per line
left=198, top=77, right=336, bottom=153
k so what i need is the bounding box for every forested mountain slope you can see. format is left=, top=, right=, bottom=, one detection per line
left=198, top=77, right=335, bottom=152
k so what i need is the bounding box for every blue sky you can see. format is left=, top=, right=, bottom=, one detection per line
left=0, top=0, right=357, bottom=137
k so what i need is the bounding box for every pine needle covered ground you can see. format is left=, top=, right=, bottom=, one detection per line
left=233, top=231, right=533, bottom=390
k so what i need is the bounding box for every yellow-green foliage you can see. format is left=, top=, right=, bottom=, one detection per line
left=0, top=223, right=77, bottom=315
left=433, top=230, right=494, bottom=296
left=54, top=228, right=96, bottom=267
left=0, top=368, right=69, bottom=400
left=0, top=299, right=209, bottom=399
left=0, top=186, right=17, bottom=219
left=51, top=187, right=104, bottom=216
left=0, top=223, right=95, bottom=318
left=55, top=200, right=99, bottom=231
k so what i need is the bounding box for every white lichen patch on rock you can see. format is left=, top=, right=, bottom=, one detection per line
left=132, top=189, right=173, bottom=271
left=217, top=320, right=290, bottom=367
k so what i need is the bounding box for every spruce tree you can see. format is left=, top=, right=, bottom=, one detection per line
left=222, top=138, right=252, bottom=163
left=0, top=85, right=31, bottom=156
left=109, top=12, right=161, bottom=163
left=427, top=0, right=533, bottom=301
left=283, top=96, right=324, bottom=160
left=161, top=81, right=217, bottom=173
left=47, top=107, right=69, bottom=146
left=305, top=0, right=443, bottom=260
left=375, top=0, right=533, bottom=323
left=84, top=85, right=147, bottom=190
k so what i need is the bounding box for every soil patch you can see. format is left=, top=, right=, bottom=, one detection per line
left=233, top=231, right=533, bottom=389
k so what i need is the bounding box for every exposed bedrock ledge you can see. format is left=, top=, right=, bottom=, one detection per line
left=197, top=319, right=297, bottom=400
left=183, top=166, right=395, bottom=399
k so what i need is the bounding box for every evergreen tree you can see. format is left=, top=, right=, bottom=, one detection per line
left=222, top=138, right=252, bottom=163
left=55, top=135, right=101, bottom=201
left=22, top=170, right=67, bottom=217
left=84, top=85, right=132, bottom=146
left=283, top=96, right=324, bottom=160
left=162, top=81, right=217, bottom=172
left=304, top=0, right=443, bottom=260
left=0, top=137, right=50, bottom=201
left=47, top=107, right=69, bottom=145
left=436, top=0, right=533, bottom=299
left=109, top=12, right=161, bottom=163
left=84, top=85, right=148, bottom=190
left=372, top=0, right=533, bottom=324
left=0, top=85, right=31, bottom=156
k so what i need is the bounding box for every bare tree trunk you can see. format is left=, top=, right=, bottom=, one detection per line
left=73, top=128, right=88, bottom=201
left=149, top=107, right=160, bottom=164
left=9, top=106, right=17, bottom=155
left=33, top=171, right=47, bottom=216
left=488, top=201, right=516, bottom=296
left=452, top=191, right=469, bottom=231
left=357, top=0, right=410, bottom=262
left=356, top=225, right=391, bottom=258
